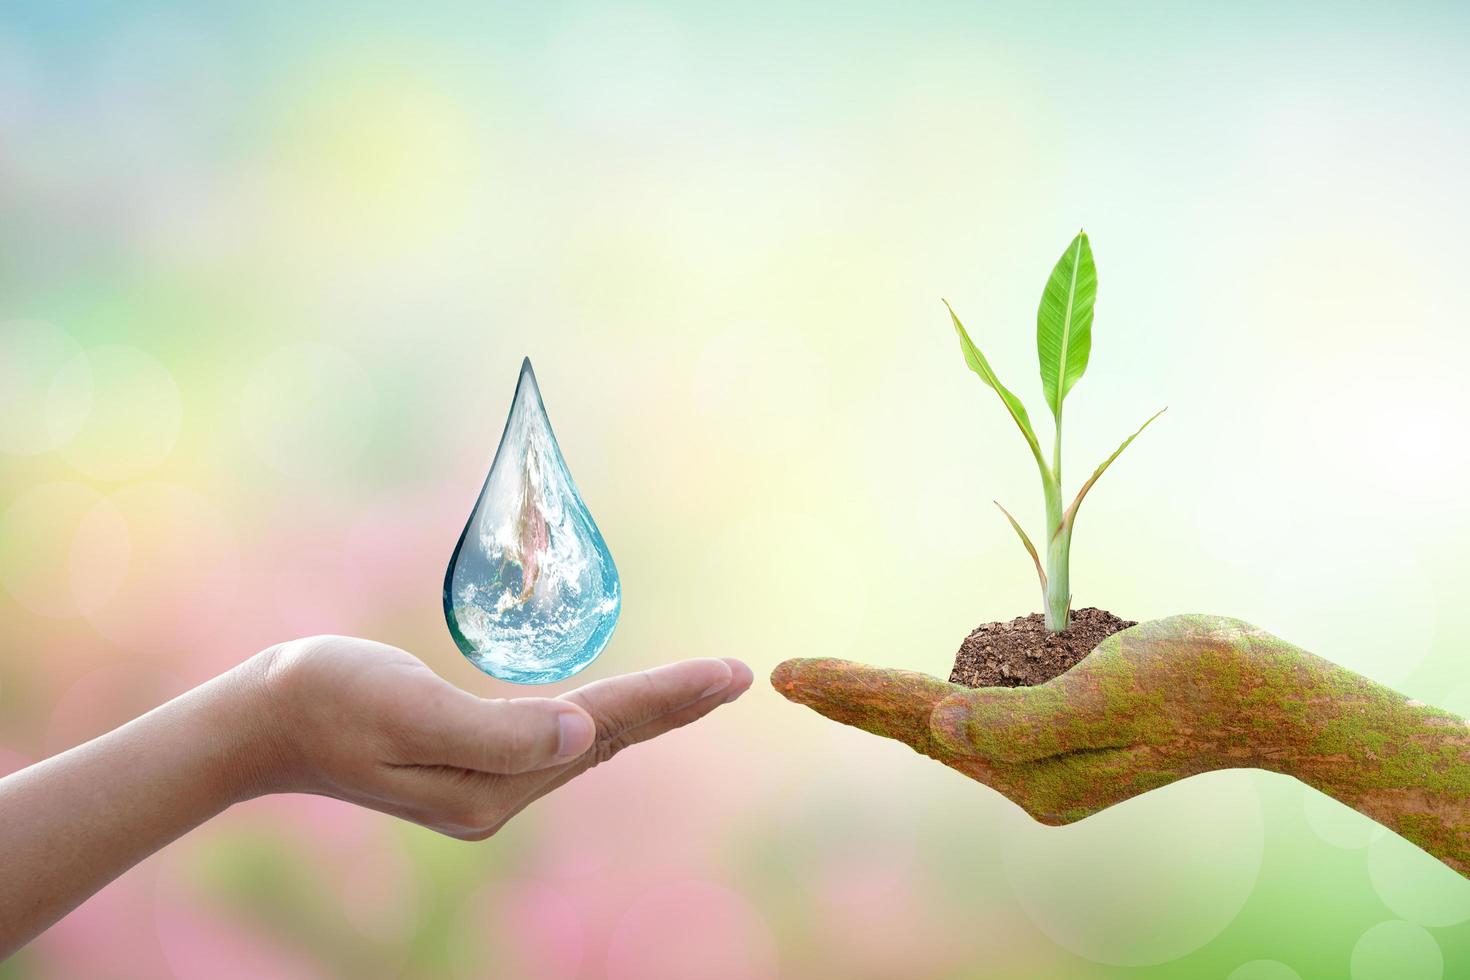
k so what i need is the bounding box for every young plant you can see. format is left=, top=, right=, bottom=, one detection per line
left=945, top=231, right=1164, bottom=632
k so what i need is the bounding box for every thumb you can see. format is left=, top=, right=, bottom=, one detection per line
left=929, top=682, right=1130, bottom=764
left=430, top=693, right=598, bottom=774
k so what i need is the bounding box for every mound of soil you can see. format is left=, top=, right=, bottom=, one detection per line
left=948, top=607, right=1135, bottom=688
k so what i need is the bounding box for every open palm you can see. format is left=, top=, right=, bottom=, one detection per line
left=258, top=636, right=752, bottom=839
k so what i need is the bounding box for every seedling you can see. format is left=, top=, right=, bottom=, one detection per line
left=945, top=231, right=1164, bottom=632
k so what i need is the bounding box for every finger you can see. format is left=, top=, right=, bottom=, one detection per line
left=390, top=659, right=748, bottom=836
left=559, top=658, right=737, bottom=737
left=929, top=682, right=1131, bottom=764
left=416, top=690, right=597, bottom=774
left=770, top=658, right=959, bottom=758
left=368, top=763, right=505, bottom=838
left=572, top=656, right=753, bottom=760
left=483, top=658, right=756, bottom=834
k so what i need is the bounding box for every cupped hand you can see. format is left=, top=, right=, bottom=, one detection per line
left=247, top=637, right=752, bottom=839
left=772, top=613, right=1470, bottom=870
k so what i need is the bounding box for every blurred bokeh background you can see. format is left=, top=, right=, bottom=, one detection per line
left=3, top=2, right=1470, bottom=977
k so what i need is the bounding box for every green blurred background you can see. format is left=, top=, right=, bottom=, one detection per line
left=2, top=2, right=1469, bottom=977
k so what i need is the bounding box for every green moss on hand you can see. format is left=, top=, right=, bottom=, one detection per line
left=774, top=614, right=1470, bottom=877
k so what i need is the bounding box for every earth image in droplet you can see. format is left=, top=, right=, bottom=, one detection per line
left=443, top=358, right=620, bottom=684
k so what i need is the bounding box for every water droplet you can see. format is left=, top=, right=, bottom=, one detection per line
left=443, top=359, right=620, bottom=683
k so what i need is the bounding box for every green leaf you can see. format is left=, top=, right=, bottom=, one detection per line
left=994, top=500, right=1047, bottom=593
left=1037, top=231, right=1097, bottom=420
left=1061, top=407, right=1166, bottom=535
left=944, top=299, right=1047, bottom=472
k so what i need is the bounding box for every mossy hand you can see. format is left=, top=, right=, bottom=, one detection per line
left=772, top=614, right=1470, bottom=877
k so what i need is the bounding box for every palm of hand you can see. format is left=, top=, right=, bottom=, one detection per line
left=773, top=616, right=1353, bottom=824
left=256, top=636, right=751, bottom=839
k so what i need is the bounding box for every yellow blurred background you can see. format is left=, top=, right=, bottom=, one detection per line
left=3, top=3, right=1470, bottom=977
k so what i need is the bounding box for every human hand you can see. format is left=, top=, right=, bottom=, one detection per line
left=0, top=636, right=751, bottom=957
left=772, top=614, right=1470, bottom=875
left=247, top=636, right=753, bottom=839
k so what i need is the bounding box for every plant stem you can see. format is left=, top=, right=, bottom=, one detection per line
left=1040, top=405, right=1070, bottom=632
left=1043, top=516, right=1070, bottom=630
left=1041, top=451, right=1069, bottom=631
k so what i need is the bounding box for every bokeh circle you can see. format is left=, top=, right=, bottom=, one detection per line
left=1228, top=960, right=1303, bottom=980
left=1000, top=769, right=1265, bottom=966
left=1366, top=831, right=1470, bottom=927
left=82, top=482, right=240, bottom=653
left=605, top=879, right=777, bottom=980
left=1302, top=786, right=1387, bottom=850
left=0, top=481, right=129, bottom=618
left=0, top=319, right=85, bottom=454
left=44, top=662, right=184, bottom=756
left=1349, top=920, right=1442, bottom=980
left=453, top=879, right=584, bottom=980
left=50, top=344, right=182, bottom=480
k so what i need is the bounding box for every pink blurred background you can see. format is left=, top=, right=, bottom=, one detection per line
left=6, top=3, right=1470, bottom=977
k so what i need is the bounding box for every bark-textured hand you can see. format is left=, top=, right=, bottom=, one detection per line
left=772, top=614, right=1470, bottom=876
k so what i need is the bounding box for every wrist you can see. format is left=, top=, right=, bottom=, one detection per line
left=201, top=646, right=302, bottom=803
left=1264, top=664, right=1412, bottom=791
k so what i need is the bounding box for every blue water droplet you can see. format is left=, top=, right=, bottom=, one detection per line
left=443, top=358, right=620, bottom=683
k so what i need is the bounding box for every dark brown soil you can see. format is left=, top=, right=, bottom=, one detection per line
left=948, top=607, right=1136, bottom=688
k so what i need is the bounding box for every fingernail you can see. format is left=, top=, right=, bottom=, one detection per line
left=701, top=679, right=732, bottom=700
left=722, top=684, right=747, bottom=704
left=557, top=711, right=594, bottom=757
